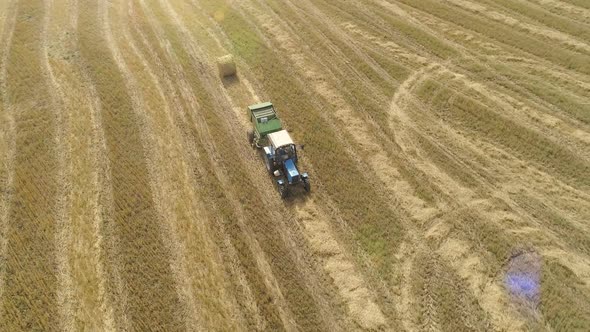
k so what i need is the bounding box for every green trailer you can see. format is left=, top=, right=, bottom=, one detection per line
left=247, top=102, right=283, bottom=148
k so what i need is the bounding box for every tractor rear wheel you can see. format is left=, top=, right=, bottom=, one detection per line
left=303, top=179, right=310, bottom=192
left=279, top=184, right=288, bottom=198
left=264, top=153, right=273, bottom=173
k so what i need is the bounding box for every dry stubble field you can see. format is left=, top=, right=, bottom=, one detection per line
left=0, top=0, right=589, bottom=331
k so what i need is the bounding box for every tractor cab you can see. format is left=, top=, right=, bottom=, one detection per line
left=268, top=130, right=298, bottom=164
left=264, top=130, right=309, bottom=196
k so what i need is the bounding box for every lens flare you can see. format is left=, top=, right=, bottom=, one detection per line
left=505, top=273, right=539, bottom=299
left=504, top=251, right=541, bottom=309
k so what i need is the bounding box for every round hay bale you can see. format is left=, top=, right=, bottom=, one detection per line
left=217, top=54, right=236, bottom=77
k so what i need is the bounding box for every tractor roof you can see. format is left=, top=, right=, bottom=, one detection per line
left=268, top=130, right=294, bottom=148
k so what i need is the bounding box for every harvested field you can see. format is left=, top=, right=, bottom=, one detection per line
left=1, top=0, right=589, bottom=331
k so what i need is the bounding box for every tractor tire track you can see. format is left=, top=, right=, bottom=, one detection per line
left=394, top=0, right=590, bottom=77
left=73, top=3, right=130, bottom=329
left=178, top=1, right=397, bottom=329
left=207, top=0, right=426, bottom=328
left=125, top=7, right=259, bottom=329
left=529, top=0, right=590, bottom=22
left=0, top=0, right=17, bottom=323
left=446, top=0, right=590, bottom=53
left=148, top=1, right=352, bottom=330
left=0, top=0, right=61, bottom=330
left=41, top=0, right=117, bottom=329
left=101, top=1, right=208, bottom=329
left=77, top=0, right=184, bottom=329
left=389, top=61, right=587, bottom=329
left=41, top=0, right=74, bottom=330
left=173, top=5, right=371, bottom=328
left=134, top=0, right=294, bottom=329
left=114, top=1, right=245, bottom=329
left=164, top=1, right=360, bottom=326
left=2, top=0, right=590, bottom=329
left=298, top=3, right=553, bottom=329
left=75, top=3, right=132, bottom=330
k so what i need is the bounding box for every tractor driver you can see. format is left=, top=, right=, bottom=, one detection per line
left=278, top=147, right=289, bottom=161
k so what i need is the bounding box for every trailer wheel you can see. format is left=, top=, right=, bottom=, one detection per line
left=247, top=130, right=255, bottom=146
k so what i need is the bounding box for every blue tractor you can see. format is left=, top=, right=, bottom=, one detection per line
left=247, top=102, right=310, bottom=198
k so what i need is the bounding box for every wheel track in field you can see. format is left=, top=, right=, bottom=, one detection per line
left=388, top=58, right=590, bottom=328
left=391, top=63, right=518, bottom=330
left=371, top=2, right=590, bottom=195
left=177, top=1, right=364, bottom=328
left=529, top=0, right=590, bottom=22
left=40, top=0, right=120, bottom=329
left=2, top=0, right=63, bottom=328
left=115, top=0, right=246, bottom=328
left=155, top=0, right=391, bottom=329
left=392, top=65, right=584, bottom=210
left=68, top=0, right=120, bottom=329
left=0, top=0, right=17, bottom=323
left=125, top=7, right=263, bottom=329
left=446, top=0, right=590, bottom=53
left=232, top=0, right=445, bottom=328
left=395, top=242, right=420, bottom=331
left=128, top=3, right=266, bottom=329
left=373, top=0, right=590, bottom=115
left=78, top=0, right=186, bottom=329
left=418, top=250, right=494, bottom=331
left=364, top=7, right=590, bottom=159
left=74, top=2, right=131, bottom=329
left=154, top=1, right=341, bottom=329
left=373, top=0, right=590, bottom=94
left=136, top=0, right=301, bottom=329
left=389, top=0, right=590, bottom=82
left=204, top=0, right=588, bottom=326
left=272, top=1, right=564, bottom=330
left=99, top=0, right=207, bottom=329
left=394, top=62, right=590, bottom=231
left=203, top=0, right=400, bottom=328
left=41, top=0, right=75, bottom=329
left=390, top=61, right=589, bottom=199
